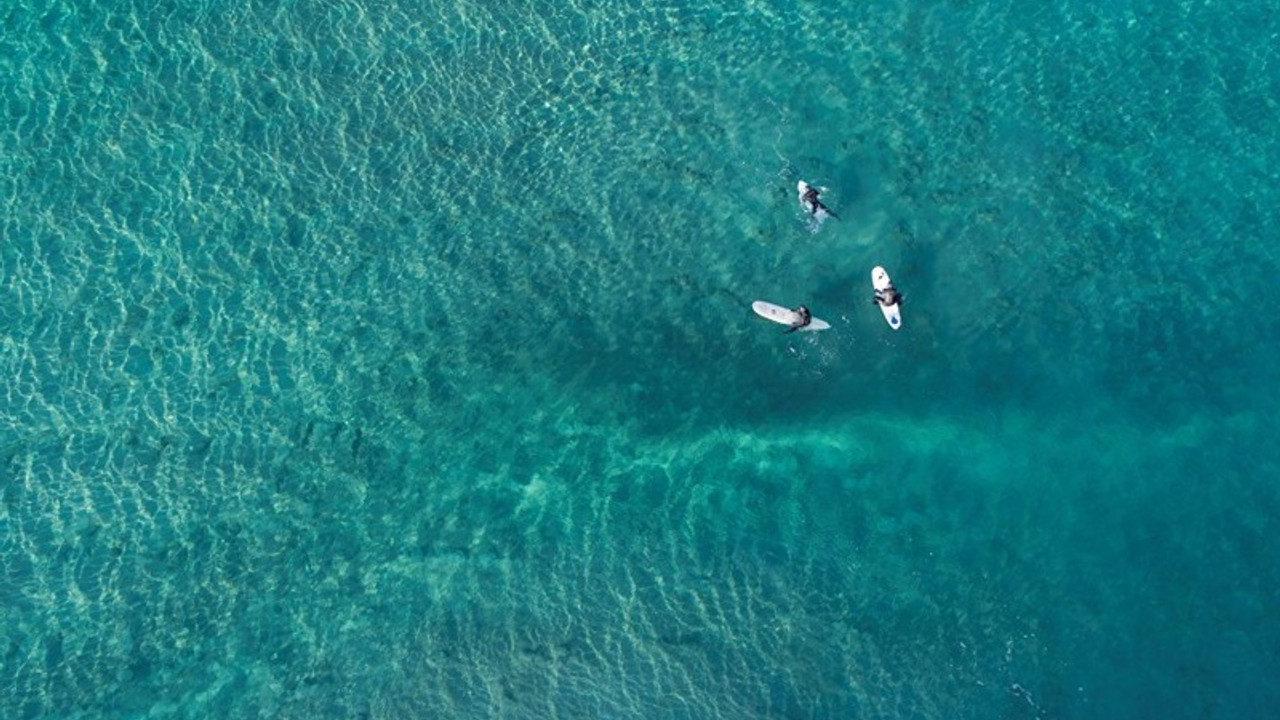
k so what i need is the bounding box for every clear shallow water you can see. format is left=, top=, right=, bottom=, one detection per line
left=2, top=0, right=1279, bottom=718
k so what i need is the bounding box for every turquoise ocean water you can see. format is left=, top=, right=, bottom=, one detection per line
left=3, top=0, right=1279, bottom=717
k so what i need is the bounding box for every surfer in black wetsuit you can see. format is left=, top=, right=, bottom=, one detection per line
left=800, top=184, right=838, bottom=219
left=784, top=305, right=812, bottom=333
left=873, top=286, right=902, bottom=307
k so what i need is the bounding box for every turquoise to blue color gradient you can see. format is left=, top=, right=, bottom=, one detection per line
left=2, top=0, right=1278, bottom=718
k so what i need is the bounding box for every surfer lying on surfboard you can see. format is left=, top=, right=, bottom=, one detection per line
left=783, top=305, right=812, bottom=334
left=798, top=181, right=838, bottom=219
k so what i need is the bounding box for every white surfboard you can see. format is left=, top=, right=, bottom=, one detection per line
left=871, top=267, right=902, bottom=330
left=797, top=180, right=814, bottom=209
left=752, top=300, right=831, bottom=332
